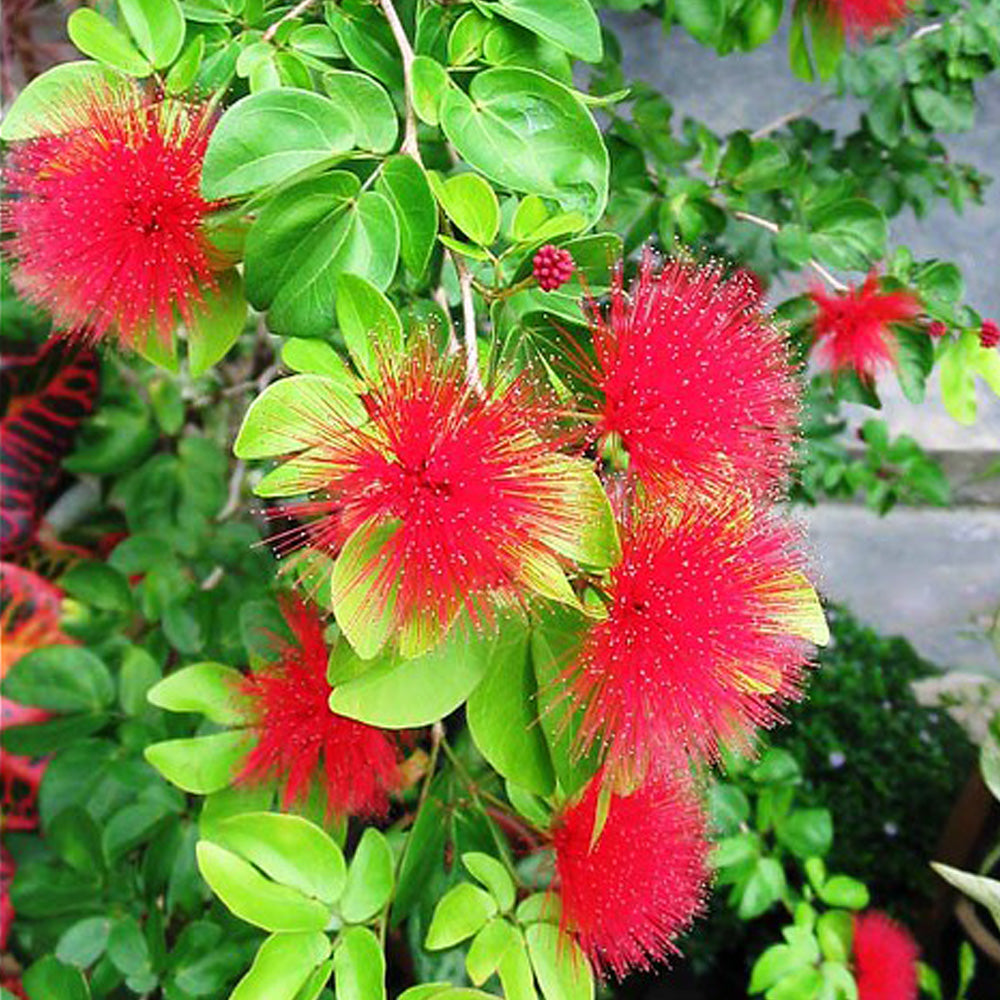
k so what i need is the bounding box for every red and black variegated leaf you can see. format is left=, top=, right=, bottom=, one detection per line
left=0, top=339, right=100, bottom=555
left=0, top=561, right=66, bottom=675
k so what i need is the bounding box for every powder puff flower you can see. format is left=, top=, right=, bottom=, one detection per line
left=2, top=80, right=215, bottom=348
left=820, top=0, right=910, bottom=37
left=582, top=253, right=799, bottom=500
left=237, top=597, right=403, bottom=818
left=809, top=273, right=921, bottom=380
left=551, top=769, right=710, bottom=978
left=851, top=911, right=920, bottom=1000
left=246, top=344, right=614, bottom=657
left=564, top=497, right=825, bottom=774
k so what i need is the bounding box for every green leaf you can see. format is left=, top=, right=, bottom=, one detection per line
left=0, top=61, right=117, bottom=140
left=107, top=915, right=152, bottom=979
left=67, top=8, right=152, bottom=76
left=816, top=910, right=852, bottom=963
left=234, top=373, right=366, bottom=460
left=328, top=614, right=496, bottom=726
left=738, top=857, right=786, bottom=919
left=674, top=0, right=725, bottom=45
left=939, top=330, right=980, bottom=425
left=340, top=828, right=395, bottom=923
left=211, top=812, right=347, bottom=905
left=543, top=462, right=619, bottom=568
left=1, top=646, right=114, bottom=713
left=166, top=35, right=205, bottom=94
left=336, top=274, right=404, bottom=381
left=525, top=923, right=594, bottom=1000
left=196, top=841, right=332, bottom=932
left=894, top=327, right=934, bottom=404
left=809, top=199, right=887, bottom=270
left=467, top=622, right=555, bottom=795
left=147, top=661, right=246, bottom=724
left=22, top=957, right=91, bottom=1000
left=484, top=0, right=602, bottom=61
left=426, top=883, right=498, bottom=950
left=144, top=731, right=247, bottom=794
left=56, top=916, right=112, bottom=969
left=411, top=56, right=450, bottom=126
left=281, top=339, right=359, bottom=385
left=201, top=89, right=355, bottom=199
left=817, top=875, right=870, bottom=911
left=931, top=863, right=1000, bottom=932
left=776, top=808, right=833, bottom=860
left=749, top=943, right=807, bottom=993
left=431, top=172, right=501, bottom=247
left=322, top=71, right=398, bottom=153
left=1, top=713, right=108, bottom=756
left=118, top=0, right=185, bottom=69
left=497, top=928, right=536, bottom=1000
left=60, top=561, right=132, bottom=612
left=462, top=853, right=516, bottom=913
left=912, top=85, right=975, bottom=132
left=188, top=269, right=247, bottom=376
left=291, top=24, right=344, bottom=59
left=118, top=646, right=161, bottom=716
left=466, top=918, right=518, bottom=986
left=440, top=67, right=608, bottom=226
left=333, top=927, right=385, bottom=1000
left=376, top=155, right=438, bottom=281
left=244, top=173, right=400, bottom=338
left=230, top=932, right=333, bottom=1000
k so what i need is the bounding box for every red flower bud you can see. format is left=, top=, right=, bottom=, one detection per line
left=927, top=320, right=947, bottom=339
left=980, top=319, right=1000, bottom=349
left=533, top=244, right=575, bottom=291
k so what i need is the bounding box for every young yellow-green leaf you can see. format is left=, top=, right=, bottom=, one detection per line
left=0, top=61, right=118, bottom=140
left=817, top=875, right=869, bottom=911
left=336, top=274, right=404, bottom=381
left=524, top=922, right=594, bottom=1000
left=210, top=812, right=347, bottom=905
left=234, top=374, right=366, bottom=460
left=144, top=731, right=247, bottom=794
left=68, top=9, right=153, bottom=77
left=328, top=615, right=494, bottom=727
left=939, top=330, right=979, bottom=424
left=187, top=269, right=247, bottom=376
left=118, top=0, right=185, bottom=69
left=196, top=841, right=332, bottom=932
left=426, top=883, right=498, bottom=950
left=497, top=928, right=536, bottom=1000
left=512, top=195, right=549, bottom=242
left=462, top=854, right=516, bottom=913
left=816, top=910, right=851, bottom=963
left=339, top=828, right=395, bottom=923
left=516, top=550, right=579, bottom=609
left=333, top=926, right=386, bottom=1000
left=281, top=339, right=360, bottom=386
left=466, top=918, right=518, bottom=986
left=431, top=172, right=501, bottom=247
left=230, top=932, right=332, bottom=1000
left=146, top=661, right=246, bottom=724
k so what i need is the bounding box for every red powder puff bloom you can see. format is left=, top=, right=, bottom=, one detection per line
left=810, top=273, right=921, bottom=380
left=3, top=80, right=215, bottom=348
left=852, top=911, right=919, bottom=1000
left=551, top=769, right=710, bottom=978
left=818, top=0, right=909, bottom=37
left=237, top=597, right=403, bottom=818
left=564, top=497, right=825, bottom=774
left=252, top=344, right=612, bottom=656
left=582, top=253, right=799, bottom=500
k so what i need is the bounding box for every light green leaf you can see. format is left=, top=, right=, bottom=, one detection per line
left=485, top=0, right=602, bottom=61
left=187, top=269, right=247, bottom=376
left=333, top=926, right=385, bottom=1000
left=281, top=339, right=359, bottom=386
left=230, top=932, right=332, bottom=1000
left=211, top=812, right=347, bottom=905
left=146, top=661, right=246, bottom=724
left=144, top=731, right=247, bottom=794
left=430, top=172, right=501, bottom=246
left=817, top=875, right=869, bottom=911
left=467, top=623, right=555, bottom=796
left=463, top=853, right=516, bottom=913
left=336, top=274, right=404, bottom=381
left=411, top=56, right=450, bottom=126
left=497, top=928, right=536, bottom=1000
left=674, top=0, right=725, bottom=45
left=426, top=883, right=498, bottom=950
left=67, top=9, right=152, bottom=76
left=466, top=918, right=518, bottom=986
left=376, top=155, right=438, bottom=281
left=118, top=0, right=185, bottom=69
left=440, top=68, right=608, bottom=226
left=939, top=330, right=979, bottom=425
left=524, top=923, right=593, bottom=1000
left=340, top=828, right=395, bottom=923
left=201, top=89, right=355, bottom=199
left=0, top=62, right=117, bottom=140
left=196, top=841, right=332, bottom=932
left=322, top=70, right=398, bottom=153
left=234, top=374, right=366, bottom=460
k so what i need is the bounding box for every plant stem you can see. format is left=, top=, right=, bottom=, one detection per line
left=262, top=0, right=318, bottom=42
left=378, top=0, right=419, bottom=157
left=458, top=264, right=484, bottom=392
left=750, top=94, right=832, bottom=140
left=732, top=210, right=849, bottom=292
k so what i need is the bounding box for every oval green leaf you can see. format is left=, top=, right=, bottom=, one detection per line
left=144, top=731, right=247, bottom=794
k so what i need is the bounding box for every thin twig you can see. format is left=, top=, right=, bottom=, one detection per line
left=378, top=0, right=419, bottom=156
left=432, top=286, right=460, bottom=353
left=733, top=210, right=849, bottom=291
left=458, top=263, right=483, bottom=392
left=216, top=459, right=246, bottom=522
left=751, top=94, right=833, bottom=140
left=262, top=0, right=319, bottom=42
